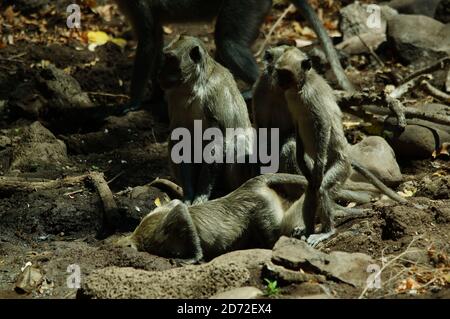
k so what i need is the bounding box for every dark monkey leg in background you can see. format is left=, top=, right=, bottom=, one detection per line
left=116, top=0, right=354, bottom=114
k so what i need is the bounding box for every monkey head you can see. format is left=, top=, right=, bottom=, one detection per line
left=159, top=35, right=212, bottom=89
left=263, top=45, right=290, bottom=75
left=116, top=199, right=196, bottom=260
left=116, top=199, right=183, bottom=252
left=274, top=47, right=312, bottom=91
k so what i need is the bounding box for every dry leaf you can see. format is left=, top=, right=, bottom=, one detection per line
left=87, top=31, right=110, bottom=45
left=163, top=26, right=173, bottom=34
left=110, top=37, right=127, bottom=48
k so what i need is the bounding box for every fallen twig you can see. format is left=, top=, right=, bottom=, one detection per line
left=88, top=171, right=120, bottom=230
left=335, top=91, right=450, bottom=127
left=421, top=81, right=450, bottom=104
left=402, top=57, right=450, bottom=83
left=358, top=236, right=421, bottom=299
left=389, top=74, right=432, bottom=99
left=255, top=4, right=295, bottom=57
left=0, top=174, right=88, bottom=194
left=86, top=91, right=130, bottom=99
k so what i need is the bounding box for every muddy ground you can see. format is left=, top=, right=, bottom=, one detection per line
left=0, top=1, right=449, bottom=299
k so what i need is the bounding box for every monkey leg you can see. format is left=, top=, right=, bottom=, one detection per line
left=295, top=132, right=313, bottom=181
left=336, top=188, right=372, bottom=204
left=214, top=0, right=272, bottom=86
left=121, top=2, right=164, bottom=113
left=307, top=158, right=351, bottom=247
left=192, top=163, right=220, bottom=205
left=279, top=139, right=302, bottom=174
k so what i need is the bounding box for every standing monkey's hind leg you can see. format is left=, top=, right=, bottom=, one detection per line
left=307, top=158, right=351, bottom=247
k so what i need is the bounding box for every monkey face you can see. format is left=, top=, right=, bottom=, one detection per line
left=274, top=48, right=312, bottom=91
left=264, top=45, right=290, bottom=74
left=116, top=235, right=138, bottom=251
left=159, top=52, right=183, bottom=89
left=159, top=36, right=209, bottom=89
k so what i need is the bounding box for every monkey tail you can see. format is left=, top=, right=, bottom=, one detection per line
left=351, top=161, right=407, bottom=204
left=290, top=0, right=355, bottom=93
left=148, top=178, right=184, bottom=200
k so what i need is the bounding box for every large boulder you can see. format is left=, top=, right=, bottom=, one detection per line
left=349, top=136, right=403, bottom=186
left=384, top=0, right=442, bottom=17
left=264, top=237, right=375, bottom=288
left=388, top=104, right=450, bottom=159
left=387, top=14, right=450, bottom=64
left=9, top=121, right=68, bottom=172
left=79, top=262, right=251, bottom=299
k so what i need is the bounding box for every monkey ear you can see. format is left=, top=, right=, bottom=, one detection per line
left=189, top=46, right=202, bottom=64
left=301, top=58, right=312, bottom=71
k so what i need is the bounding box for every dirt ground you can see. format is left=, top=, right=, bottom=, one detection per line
left=0, top=2, right=449, bottom=299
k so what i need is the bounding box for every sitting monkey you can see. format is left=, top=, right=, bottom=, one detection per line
left=160, top=35, right=255, bottom=205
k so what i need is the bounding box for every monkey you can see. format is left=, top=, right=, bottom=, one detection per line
left=159, top=35, right=255, bottom=205
left=253, top=45, right=301, bottom=175
left=273, top=47, right=406, bottom=246
left=253, top=46, right=397, bottom=206
left=116, top=173, right=372, bottom=263
left=112, top=0, right=354, bottom=115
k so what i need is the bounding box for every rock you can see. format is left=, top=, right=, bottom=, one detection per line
left=349, top=136, right=403, bottom=186
left=387, top=14, right=450, bottom=64
left=104, top=111, right=165, bottom=133
left=267, top=237, right=374, bottom=288
left=416, top=175, right=450, bottom=199
left=435, top=0, right=450, bottom=23
left=337, top=32, right=387, bottom=55
left=9, top=64, right=93, bottom=120
left=340, top=3, right=397, bottom=40
left=210, top=287, right=263, bottom=299
left=38, top=64, right=93, bottom=110
left=210, top=249, right=272, bottom=273
left=15, top=265, right=44, bottom=294
left=79, top=263, right=250, bottom=299
left=263, top=260, right=325, bottom=285
left=288, top=282, right=332, bottom=299
left=389, top=125, right=450, bottom=159
left=10, top=122, right=68, bottom=172
left=385, top=0, right=442, bottom=17
left=0, top=135, right=11, bottom=149
left=381, top=205, right=434, bottom=240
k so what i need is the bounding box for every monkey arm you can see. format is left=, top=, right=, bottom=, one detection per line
left=193, top=162, right=220, bottom=205
left=180, top=162, right=195, bottom=204
left=159, top=203, right=203, bottom=263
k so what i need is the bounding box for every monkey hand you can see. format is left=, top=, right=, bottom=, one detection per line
left=172, top=257, right=202, bottom=267
left=291, top=226, right=308, bottom=241
left=192, top=195, right=209, bottom=206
